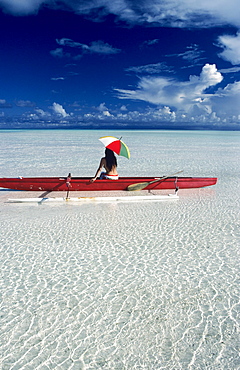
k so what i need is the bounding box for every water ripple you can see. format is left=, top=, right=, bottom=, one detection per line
left=1, top=194, right=239, bottom=369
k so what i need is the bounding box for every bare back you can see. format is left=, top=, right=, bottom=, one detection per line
left=101, top=157, right=118, bottom=175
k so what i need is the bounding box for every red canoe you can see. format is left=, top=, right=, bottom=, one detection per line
left=0, top=176, right=217, bottom=192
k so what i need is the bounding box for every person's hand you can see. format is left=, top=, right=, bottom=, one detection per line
left=90, top=178, right=96, bottom=183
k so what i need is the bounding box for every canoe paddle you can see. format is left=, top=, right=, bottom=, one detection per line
left=127, top=170, right=183, bottom=191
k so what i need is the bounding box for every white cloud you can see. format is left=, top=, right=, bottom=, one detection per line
left=0, top=99, right=12, bottom=108
left=52, top=102, right=69, bottom=117
left=211, top=81, right=240, bottom=116
left=116, top=63, right=240, bottom=123
left=126, top=62, right=174, bottom=74
left=0, top=0, right=43, bottom=15
left=35, top=108, right=49, bottom=117
left=80, top=103, right=240, bottom=128
left=50, top=48, right=71, bottom=59
left=116, top=64, right=223, bottom=114
left=72, top=0, right=240, bottom=28
left=219, top=66, right=240, bottom=73
left=218, top=32, right=240, bottom=65
left=50, top=39, right=120, bottom=60
left=10, top=100, right=239, bottom=129
left=97, top=103, right=108, bottom=112
left=1, top=0, right=240, bottom=28
left=141, top=39, right=159, bottom=48
left=56, top=38, right=84, bottom=48
left=51, top=77, right=65, bottom=81
left=15, top=100, right=35, bottom=107
left=56, top=38, right=121, bottom=55
left=102, top=110, right=112, bottom=117
left=88, top=40, right=120, bottom=54
left=168, top=44, right=205, bottom=64
left=97, top=102, right=112, bottom=116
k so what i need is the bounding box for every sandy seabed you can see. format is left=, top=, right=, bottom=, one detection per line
left=1, top=187, right=239, bottom=370
left=0, top=130, right=239, bottom=369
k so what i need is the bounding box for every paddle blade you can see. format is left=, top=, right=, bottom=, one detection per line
left=127, top=182, right=151, bottom=191
left=127, top=171, right=184, bottom=191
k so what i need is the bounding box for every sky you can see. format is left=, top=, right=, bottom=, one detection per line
left=0, top=0, right=240, bottom=130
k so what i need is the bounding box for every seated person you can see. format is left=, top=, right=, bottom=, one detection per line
left=90, top=148, right=118, bottom=182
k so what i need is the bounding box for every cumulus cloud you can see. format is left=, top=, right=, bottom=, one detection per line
left=218, top=32, right=240, bottom=65
left=1, top=0, right=240, bottom=28
left=211, top=81, right=240, bottom=116
left=80, top=102, right=239, bottom=129
left=52, top=102, right=69, bottom=117
left=116, top=64, right=223, bottom=114
left=2, top=100, right=239, bottom=129
left=97, top=103, right=112, bottom=117
left=115, top=63, right=240, bottom=122
left=35, top=108, right=50, bottom=117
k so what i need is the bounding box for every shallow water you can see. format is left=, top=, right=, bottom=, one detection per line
left=0, top=130, right=239, bottom=369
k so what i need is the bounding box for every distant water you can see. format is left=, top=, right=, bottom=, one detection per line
left=0, top=130, right=239, bottom=369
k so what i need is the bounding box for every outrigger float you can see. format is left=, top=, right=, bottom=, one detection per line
left=7, top=194, right=179, bottom=203
left=1, top=171, right=217, bottom=203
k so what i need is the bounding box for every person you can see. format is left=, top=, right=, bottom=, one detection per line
left=90, top=148, right=118, bottom=182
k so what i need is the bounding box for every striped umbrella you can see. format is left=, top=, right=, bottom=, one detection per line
left=99, top=136, right=130, bottom=159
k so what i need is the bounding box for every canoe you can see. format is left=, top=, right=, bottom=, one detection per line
left=0, top=176, right=217, bottom=191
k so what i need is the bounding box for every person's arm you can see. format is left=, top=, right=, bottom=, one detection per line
left=90, top=158, right=105, bottom=182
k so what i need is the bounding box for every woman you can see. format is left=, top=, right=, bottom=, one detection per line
left=90, top=148, right=118, bottom=182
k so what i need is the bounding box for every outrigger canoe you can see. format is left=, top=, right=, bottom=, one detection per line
left=0, top=175, right=217, bottom=192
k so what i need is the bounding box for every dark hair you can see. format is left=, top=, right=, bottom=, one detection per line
left=105, top=148, right=117, bottom=171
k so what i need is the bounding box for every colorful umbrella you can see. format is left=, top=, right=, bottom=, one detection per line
left=99, top=136, right=130, bottom=159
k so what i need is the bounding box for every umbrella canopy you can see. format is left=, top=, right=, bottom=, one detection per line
left=99, top=136, right=130, bottom=159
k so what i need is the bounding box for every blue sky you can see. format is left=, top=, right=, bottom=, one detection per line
left=0, top=0, right=240, bottom=129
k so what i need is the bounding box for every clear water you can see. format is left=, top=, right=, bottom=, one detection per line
left=0, top=130, right=239, bottom=369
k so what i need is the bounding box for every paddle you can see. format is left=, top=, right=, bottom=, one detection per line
left=127, top=170, right=183, bottom=191
left=66, top=173, right=71, bottom=199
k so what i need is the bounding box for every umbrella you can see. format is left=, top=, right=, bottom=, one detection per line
left=99, top=136, right=130, bottom=159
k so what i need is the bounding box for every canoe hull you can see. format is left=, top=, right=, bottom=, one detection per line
left=0, top=176, right=218, bottom=191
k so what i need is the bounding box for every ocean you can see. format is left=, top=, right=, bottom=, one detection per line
left=0, top=129, right=239, bottom=369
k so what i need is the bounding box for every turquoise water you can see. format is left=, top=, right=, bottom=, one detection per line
left=0, top=130, right=239, bottom=369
